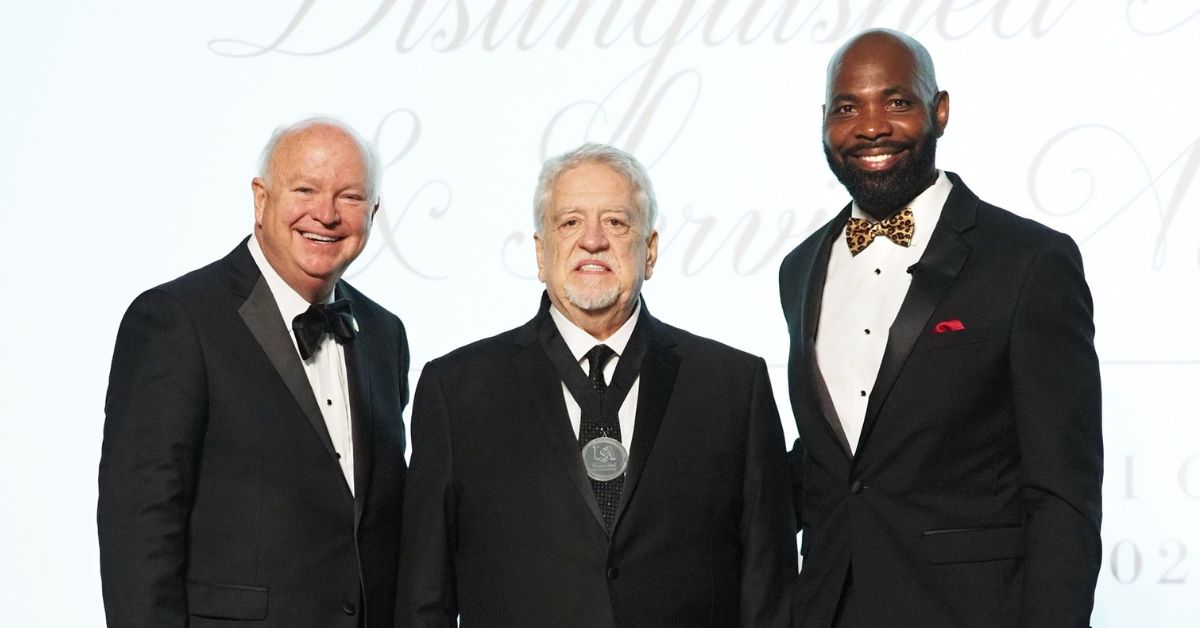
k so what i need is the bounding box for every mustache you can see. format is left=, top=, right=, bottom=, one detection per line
left=569, top=253, right=617, bottom=267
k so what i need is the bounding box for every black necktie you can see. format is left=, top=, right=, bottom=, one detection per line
left=585, top=345, right=614, bottom=396
left=292, top=298, right=357, bottom=361
left=579, top=344, right=621, bottom=527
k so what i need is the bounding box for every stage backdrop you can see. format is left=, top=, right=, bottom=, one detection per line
left=2, top=1, right=1197, bottom=625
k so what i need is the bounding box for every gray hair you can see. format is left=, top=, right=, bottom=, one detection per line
left=533, top=142, right=658, bottom=238
left=257, top=116, right=381, bottom=203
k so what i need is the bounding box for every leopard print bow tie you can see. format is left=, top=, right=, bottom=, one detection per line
left=844, top=207, right=915, bottom=256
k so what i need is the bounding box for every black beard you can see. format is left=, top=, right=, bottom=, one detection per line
left=824, top=134, right=938, bottom=219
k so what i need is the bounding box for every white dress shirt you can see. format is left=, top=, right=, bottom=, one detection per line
left=248, top=236, right=356, bottom=493
left=815, top=171, right=952, bottom=453
left=549, top=301, right=641, bottom=444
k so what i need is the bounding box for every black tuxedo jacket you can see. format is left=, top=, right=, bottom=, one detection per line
left=779, top=173, right=1102, bottom=628
left=395, top=296, right=797, bottom=627
left=98, top=239, right=410, bottom=627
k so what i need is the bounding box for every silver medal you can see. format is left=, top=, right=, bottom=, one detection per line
left=582, top=436, right=628, bottom=481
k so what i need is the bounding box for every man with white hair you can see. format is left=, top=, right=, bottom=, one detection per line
left=396, top=143, right=796, bottom=627
left=99, top=117, right=410, bottom=627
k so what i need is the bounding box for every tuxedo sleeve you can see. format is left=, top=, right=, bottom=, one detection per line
left=777, top=254, right=808, bottom=534
left=739, top=358, right=798, bottom=627
left=98, top=289, right=207, bottom=627
left=1010, top=233, right=1103, bottom=627
left=396, top=315, right=412, bottom=410
left=395, top=361, right=458, bottom=628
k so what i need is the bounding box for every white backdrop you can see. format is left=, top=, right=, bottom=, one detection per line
left=2, top=1, right=1198, bottom=625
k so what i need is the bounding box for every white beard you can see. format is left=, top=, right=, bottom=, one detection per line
left=563, top=280, right=622, bottom=311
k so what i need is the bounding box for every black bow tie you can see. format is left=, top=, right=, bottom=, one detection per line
left=292, top=298, right=358, bottom=361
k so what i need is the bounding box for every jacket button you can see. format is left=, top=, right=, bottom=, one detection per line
left=850, top=480, right=864, bottom=494
left=342, top=602, right=358, bottom=616
left=607, top=567, right=619, bottom=580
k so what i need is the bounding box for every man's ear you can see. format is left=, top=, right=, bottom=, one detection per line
left=251, top=177, right=268, bottom=225
left=933, top=90, right=950, bottom=138
left=643, top=230, right=659, bottom=280
left=534, top=231, right=546, bottom=283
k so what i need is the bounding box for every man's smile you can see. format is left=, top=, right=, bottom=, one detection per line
left=301, top=231, right=343, bottom=244
left=574, top=259, right=612, bottom=273
left=847, top=143, right=910, bottom=172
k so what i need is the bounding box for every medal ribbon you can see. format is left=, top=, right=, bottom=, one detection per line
left=541, top=308, right=649, bottom=529
left=538, top=308, right=649, bottom=433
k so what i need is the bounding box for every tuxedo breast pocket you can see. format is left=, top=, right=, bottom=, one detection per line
left=186, top=580, right=268, bottom=620
left=910, top=323, right=1003, bottom=354
left=920, top=523, right=1025, bottom=564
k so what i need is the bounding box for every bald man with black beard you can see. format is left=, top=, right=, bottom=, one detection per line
left=779, top=29, right=1102, bottom=628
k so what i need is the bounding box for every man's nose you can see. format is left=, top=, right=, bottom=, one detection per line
left=578, top=220, right=609, bottom=251
left=311, top=195, right=340, bottom=225
left=856, top=104, right=893, bottom=141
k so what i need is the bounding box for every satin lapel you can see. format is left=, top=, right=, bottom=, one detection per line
left=859, top=178, right=977, bottom=450
left=341, top=287, right=374, bottom=526
left=612, top=314, right=680, bottom=530
left=513, top=309, right=609, bottom=533
left=238, top=276, right=339, bottom=461
left=791, top=209, right=854, bottom=457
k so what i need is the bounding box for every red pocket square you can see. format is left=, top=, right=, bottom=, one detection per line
left=933, top=319, right=965, bottom=333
